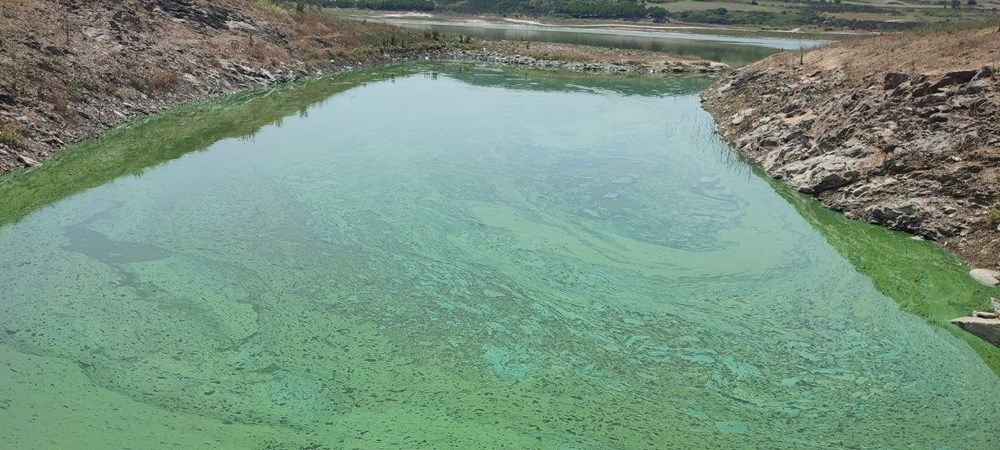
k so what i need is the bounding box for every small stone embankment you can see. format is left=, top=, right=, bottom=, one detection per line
left=701, top=34, right=999, bottom=271
left=448, top=49, right=729, bottom=75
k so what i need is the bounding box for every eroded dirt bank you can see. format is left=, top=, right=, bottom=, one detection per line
left=0, top=0, right=459, bottom=173
left=702, top=27, right=1000, bottom=269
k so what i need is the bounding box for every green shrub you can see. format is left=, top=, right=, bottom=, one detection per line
left=988, top=206, right=1000, bottom=226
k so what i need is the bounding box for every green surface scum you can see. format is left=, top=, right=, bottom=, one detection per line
left=1, top=62, right=998, bottom=448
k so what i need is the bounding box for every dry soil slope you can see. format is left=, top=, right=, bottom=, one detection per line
left=0, top=0, right=435, bottom=173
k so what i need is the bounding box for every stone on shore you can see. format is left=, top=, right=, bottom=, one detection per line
left=970, top=269, right=1000, bottom=287
left=952, top=316, right=1000, bottom=348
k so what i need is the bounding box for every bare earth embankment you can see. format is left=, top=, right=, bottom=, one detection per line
left=702, top=27, right=1000, bottom=271
left=0, top=0, right=449, bottom=174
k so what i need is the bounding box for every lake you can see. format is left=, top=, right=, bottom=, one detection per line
left=1, top=63, right=998, bottom=448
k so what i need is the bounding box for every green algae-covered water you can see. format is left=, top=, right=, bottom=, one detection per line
left=2, top=63, right=1000, bottom=449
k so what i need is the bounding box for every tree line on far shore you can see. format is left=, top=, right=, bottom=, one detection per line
left=294, top=0, right=925, bottom=30
left=302, top=0, right=436, bottom=12
left=298, top=0, right=670, bottom=21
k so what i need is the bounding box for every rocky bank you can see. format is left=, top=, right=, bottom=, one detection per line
left=701, top=28, right=1000, bottom=270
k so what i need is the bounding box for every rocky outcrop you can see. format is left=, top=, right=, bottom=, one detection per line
left=953, top=299, right=1000, bottom=347
left=150, top=0, right=245, bottom=30
left=702, top=56, right=999, bottom=269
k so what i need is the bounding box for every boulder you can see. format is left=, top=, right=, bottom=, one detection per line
left=883, top=72, right=909, bottom=90
left=930, top=69, right=979, bottom=91
left=944, top=69, right=979, bottom=84
left=974, top=65, right=994, bottom=80
left=961, top=79, right=992, bottom=95
left=730, top=108, right=755, bottom=126
left=15, top=153, right=39, bottom=166
left=911, top=82, right=932, bottom=97
left=952, top=316, right=1000, bottom=348
left=781, top=156, right=862, bottom=194
left=970, top=268, right=1000, bottom=286
left=890, top=82, right=911, bottom=97
left=928, top=112, right=949, bottom=123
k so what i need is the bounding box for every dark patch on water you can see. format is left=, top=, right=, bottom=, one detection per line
left=64, top=224, right=172, bottom=265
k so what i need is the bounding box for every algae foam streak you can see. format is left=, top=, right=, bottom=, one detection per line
left=1, top=63, right=998, bottom=448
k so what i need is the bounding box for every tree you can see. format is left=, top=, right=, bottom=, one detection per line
left=951, top=0, right=960, bottom=8
left=648, top=6, right=668, bottom=22
left=967, top=0, right=977, bottom=5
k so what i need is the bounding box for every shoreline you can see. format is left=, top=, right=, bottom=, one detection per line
left=0, top=45, right=725, bottom=176
left=0, top=0, right=729, bottom=176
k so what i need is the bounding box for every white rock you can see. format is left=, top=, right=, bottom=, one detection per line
left=970, top=269, right=1000, bottom=286
left=730, top=108, right=754, bottom=126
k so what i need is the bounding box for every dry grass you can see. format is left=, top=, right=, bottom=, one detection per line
left=238, top=3, right=432, bottom=63
left=149, top=69, right=180, bottom=90
left=250, top=0, right=288, bottom=18
left=44, top=88, right=69, bottom=115
left=768, top=23, right=1000, bottom=82
left=989, top=206, right=1000, bottom=226
left=0, top=122, right=23, bottom=146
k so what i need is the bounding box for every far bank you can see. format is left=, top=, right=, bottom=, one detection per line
left=0, top=0, right=735, bottom=175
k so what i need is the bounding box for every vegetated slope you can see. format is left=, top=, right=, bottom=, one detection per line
left=0, top=0, right=438, bottom=173
left=702, top=26, right=1000, bottom=269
